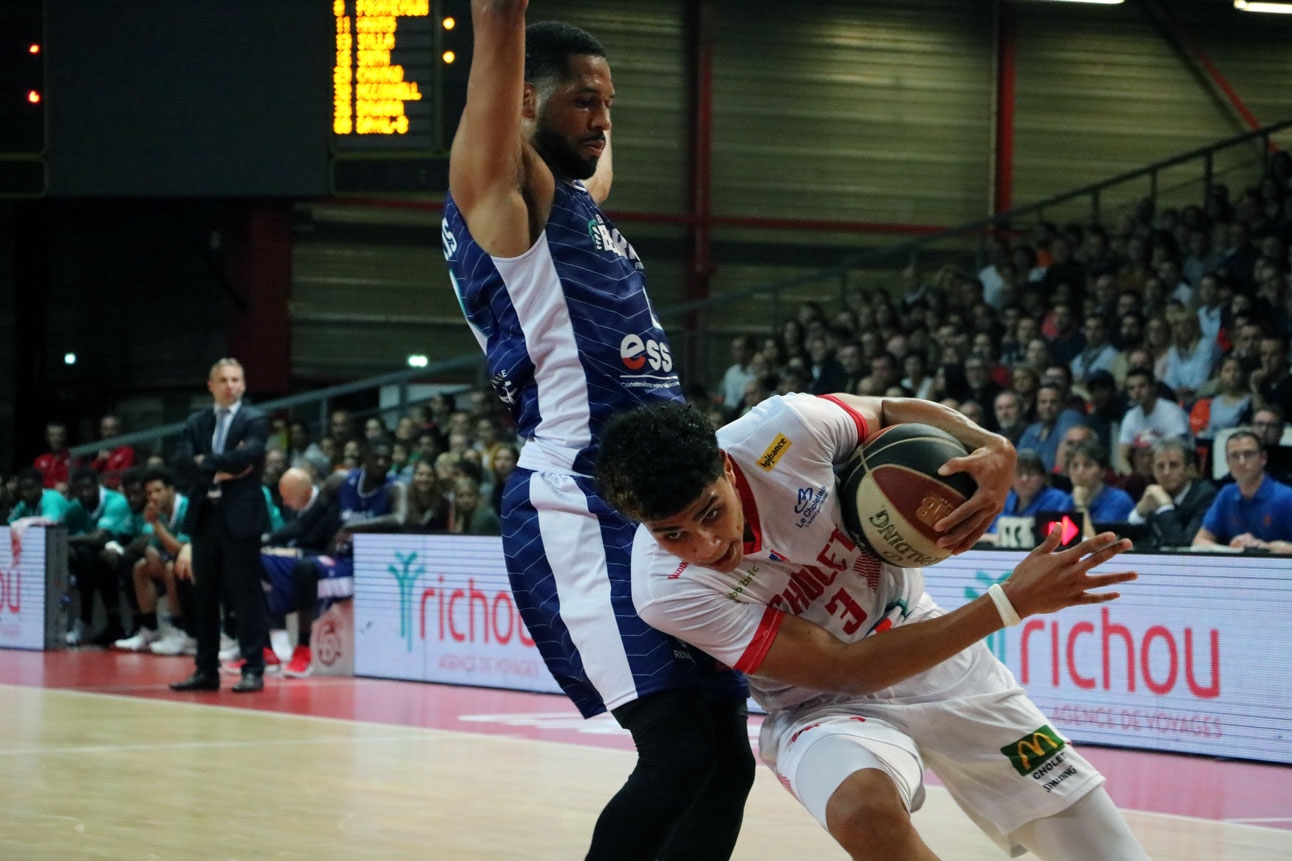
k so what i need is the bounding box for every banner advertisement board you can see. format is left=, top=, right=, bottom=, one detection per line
left=0, top=521, right=67, bottom=651
left=353, top=534, right=560, bottom=695
left=924, top=550, right=1291, bottom=765
left=354, top=536, right=1291, bottom=764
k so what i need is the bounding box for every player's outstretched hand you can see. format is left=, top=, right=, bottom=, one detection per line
left=1002, top=529, right=1136, bottom=618
left=935, top=438, right=1015, bottom=554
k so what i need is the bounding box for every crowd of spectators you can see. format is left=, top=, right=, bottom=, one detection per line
left=270, top=393, right=513, bottom=538
left=0, top=391, right=515, bottom=659
left=4, top=157, right=1292, bottom=652
left=2, top=392, right=516, bottom=537
left=704, top=159, right=1292, bottom=550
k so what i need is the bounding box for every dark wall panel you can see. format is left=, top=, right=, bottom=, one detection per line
left=45, top=0, right=330, bottom=197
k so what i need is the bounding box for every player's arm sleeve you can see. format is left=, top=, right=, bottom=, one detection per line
left=98, top=496, right=132, bottom=536
left=636, top=586, right=785, bottom=674
left=630, top=534, right=781, bottom=672
left=39, top=494, right=69, bottom=522
left=779, top=392, right=872, bottom=464
left=817, top=395, right=870, bottom=446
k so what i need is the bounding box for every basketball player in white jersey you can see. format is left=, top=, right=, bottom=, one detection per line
left=442, top=3, right=753, bottom=859
left=597, top=393, right=1149, bottom=860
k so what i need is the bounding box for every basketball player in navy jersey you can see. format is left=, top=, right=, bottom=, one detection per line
left=291, top=437, right=407, bottom=669
left=442, top=3, right=753, bottom=859
left=596, top=394, right=1149, bottom=861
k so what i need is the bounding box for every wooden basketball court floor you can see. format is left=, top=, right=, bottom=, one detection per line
left=1, top=649, right=1289, bottom=860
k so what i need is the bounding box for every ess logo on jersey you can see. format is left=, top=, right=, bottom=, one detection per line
left=620, top=334, right=673, bottom=372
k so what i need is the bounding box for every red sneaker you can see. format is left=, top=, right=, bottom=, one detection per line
left=221, top=647, right=282, bottom=675
left=283, top=644, right=313, bottom=678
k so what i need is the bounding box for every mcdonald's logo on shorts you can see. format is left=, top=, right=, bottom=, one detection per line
left=1001, top=725, right=1066, bottom=776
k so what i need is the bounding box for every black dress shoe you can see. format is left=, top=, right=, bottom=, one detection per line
left=231, top=671, right=264, bottom=693
left=170, top=671, right=220, bottom=692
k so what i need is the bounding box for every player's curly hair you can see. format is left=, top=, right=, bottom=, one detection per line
left=597, top=401, right=725, bottom=522
left=525, top=21, right=606, bottom=88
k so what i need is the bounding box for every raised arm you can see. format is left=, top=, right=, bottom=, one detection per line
left=582, top=129, right=613, bottom=204
left=448, top=0, right=540, bottom=256
left=755, top=530, right=1134, bottom=695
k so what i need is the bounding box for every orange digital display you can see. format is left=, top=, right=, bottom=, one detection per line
left=333, top=0, right=433, bottom=149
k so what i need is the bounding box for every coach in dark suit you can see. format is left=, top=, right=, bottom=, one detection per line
left=1128, top=436, right=1217, bottom=550
left=169, top=358, right=272, bottom=693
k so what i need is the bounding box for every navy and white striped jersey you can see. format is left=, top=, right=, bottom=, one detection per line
left=442, top=180, right=681, bottom=476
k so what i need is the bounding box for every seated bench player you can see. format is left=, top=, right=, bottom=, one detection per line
left=259, top=467, right=342, bottom=677
left=261, top=440, right=405, bottom=676
left=114, top=467, right=194, bottom=654
left=595, top=393, right=1148, bottom=860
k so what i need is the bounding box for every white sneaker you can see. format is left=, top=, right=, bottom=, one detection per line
left=149, top=630, right=197, bottom=656
left=218, top=633, right=239, bottom=662
left=66, top=620, right=91, bottom=647
left=269, top=628, right=293, bottom=662
left=114, top=627, right=158, bottom=652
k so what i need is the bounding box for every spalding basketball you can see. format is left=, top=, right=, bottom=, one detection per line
left=838, top=423, right=978, bottom=567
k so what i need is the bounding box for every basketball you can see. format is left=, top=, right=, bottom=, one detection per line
left=838, top=423, right=978, bottom=567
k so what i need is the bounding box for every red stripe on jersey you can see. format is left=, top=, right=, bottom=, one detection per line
left=818, top=394, right=869, bottom=445
left=726, top=453, right=763, bottom=555
left=735, top=604, right=784, bottom=673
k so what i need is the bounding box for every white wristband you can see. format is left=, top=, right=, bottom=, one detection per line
left=988, top=583, right=1021, bottom=627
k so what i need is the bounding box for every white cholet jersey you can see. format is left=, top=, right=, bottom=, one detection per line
left=631, top=392, right=930, bottom=713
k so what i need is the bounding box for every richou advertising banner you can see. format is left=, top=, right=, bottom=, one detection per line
left=353, top=534, right=560, bottom=695
left=353, top=536, right=1292, bottom=765
left=924, top=550, right=1292, bottom=765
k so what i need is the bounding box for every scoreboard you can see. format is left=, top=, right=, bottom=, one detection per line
left=0, top=1, right=469, bottom=198
left=330, top=0, right=466, bottom=195
left=333, top=0, right=435, bottom=146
